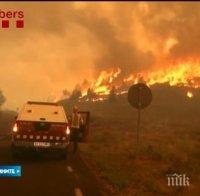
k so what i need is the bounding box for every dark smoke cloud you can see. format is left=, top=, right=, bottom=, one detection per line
left=136, top=2, right=200, bottom=59
left=0, top=2, right=199, bottom=108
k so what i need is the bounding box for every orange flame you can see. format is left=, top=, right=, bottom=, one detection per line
left=187, top=91, right=193, bottom=98
left=79, top=59, right=200, bottom=101
left=89, top=68, right=121, bottom=95
left=124, top=60, right=200, bottom=88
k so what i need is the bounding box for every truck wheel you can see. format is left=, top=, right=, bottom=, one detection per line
left=60, top=149, right=68, bottom=160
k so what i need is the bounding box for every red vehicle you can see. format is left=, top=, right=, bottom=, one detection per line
left=11, top=101, right=70, bottom=159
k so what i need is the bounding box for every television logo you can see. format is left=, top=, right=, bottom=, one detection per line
left=0, top=165, right=22, bottom=177
left=0, top=10, right=24, bottom=28
left=167, top=173, right=190, bottom=186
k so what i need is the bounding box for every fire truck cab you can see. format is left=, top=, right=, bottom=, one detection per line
left=11, top=101, right=70, bottom=159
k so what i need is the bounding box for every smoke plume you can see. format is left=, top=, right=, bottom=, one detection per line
left=0, top=2, right=199, bottom=108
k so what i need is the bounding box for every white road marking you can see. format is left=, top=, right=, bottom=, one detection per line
left=74, top=188, right=83, bottom=196
left=67, top=166, right=73, bottom=173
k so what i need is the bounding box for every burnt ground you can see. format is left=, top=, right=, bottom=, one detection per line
left=0, top=85, right=199, bottom=195
left=60, top=85, right=200, bottom=195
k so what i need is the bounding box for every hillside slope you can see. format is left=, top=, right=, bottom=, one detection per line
left=60, top=85, right=200, bottom=195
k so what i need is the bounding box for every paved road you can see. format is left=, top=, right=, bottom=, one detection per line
left=0, top=136, right=103, bottom=196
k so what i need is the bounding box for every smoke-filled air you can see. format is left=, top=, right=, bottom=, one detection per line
left=0, top=2, right=200, bottom=109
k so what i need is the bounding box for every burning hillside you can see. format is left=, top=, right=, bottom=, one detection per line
left=71, top=58, right=200, bottom=102
left=1, top=2, right=200, bottom=109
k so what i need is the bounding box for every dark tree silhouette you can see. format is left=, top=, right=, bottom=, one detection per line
left=70, top=89, right=82, bottom=101
left=86, top=88, right=95, bottom=101
left=0, top=90, right=6, bottom=106
left=108, top=86, right=117, bottom=102
left=63, top=89, right=70, bottom=98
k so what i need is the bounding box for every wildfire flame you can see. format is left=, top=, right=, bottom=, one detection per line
left=123, top=61, right=200, bottom=88
left=81, top=67, right=121, bottom=96
left=79, top=59, right=200, bottom=101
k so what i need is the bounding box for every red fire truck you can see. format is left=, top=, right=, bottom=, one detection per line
left=11, top=101, right=71, bottom=159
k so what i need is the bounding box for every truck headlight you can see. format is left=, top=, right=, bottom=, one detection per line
left=13, top=123, right=18, bottom=133
left=66, top=127, right=70, bottom=135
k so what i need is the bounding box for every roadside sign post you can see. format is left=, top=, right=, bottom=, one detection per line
left=136, top=107, right=141, bottom=145
left=136, top=85, right=142, bottom=145
left=128, top=83, right=152, bottom=146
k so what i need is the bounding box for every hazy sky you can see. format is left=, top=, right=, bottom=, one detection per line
left=0, top=2, right=200, bottom=109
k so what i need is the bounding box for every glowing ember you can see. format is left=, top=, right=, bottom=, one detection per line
left=187, top=91, right=193, bottom=98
